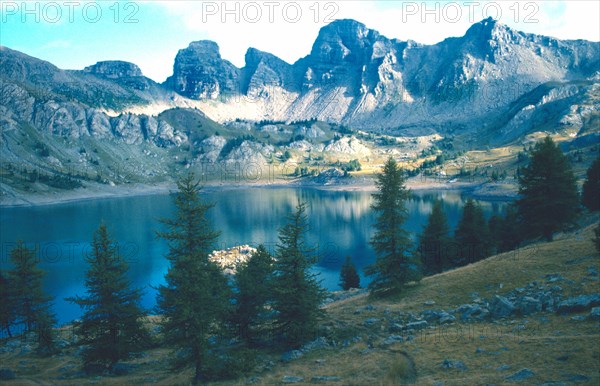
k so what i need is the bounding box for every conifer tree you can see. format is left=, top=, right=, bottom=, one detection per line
left=271, top=202, right=325, bottom=349
left=454, top=199, right=491, bottom=265
left=232, top=245, right=274, bottom=344
left=7, top=241, right=56, bottom=353
left=488, top=205, right=522, bottom=253
left=156, top=174, right=231, bottom=382
left=365, top=158, right=419, bottom=296
left=518, top=137, right=579, bottom=241
left=67, top=224, right=149, bottom=372
left=582, top=154, right=600, bottom=212
left=0, top=271, right=14, bottom=337
left=418, top=199, right=450, bottom=274
left=339, top=256, right=360, bottom=290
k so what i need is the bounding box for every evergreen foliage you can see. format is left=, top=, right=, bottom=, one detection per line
left=232, top=245, right=274, bottom=345
left=7, top=241, right=56, bottom=354
left=517, top=137, right=579, bottom=241
left=271, top=202, right=325, bottom=349
left=418, top=199, right=450, bottom=274
left=454, top=199, right=491, bottom=265
left=365, top=158, right=420, bottom=296
left=67, top=224, right=149, bottom=371
left=0, top=271, right=14, bottom=338
left=339, top=256, right=360, bottom=290
left=155, top=174, right=231, bottom=382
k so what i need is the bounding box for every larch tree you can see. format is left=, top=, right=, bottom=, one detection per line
left=67, top=224, right=149, bottom=372
left=7, top=241, right=56, bottom=354
left=232, top=244, right=274, bottom=345
left=339, top=256, right=361, bottom=290
left=454, top=199, right=491, bottom=265
left=517, top=137, right=579, bottom=241
left=418, top=199, right=450, bottom=274
left=365, top=157, right=420, bottom=296
left=155, top=174, right=231, bottom=383
left=582, top=154, right=600, bottom=212
left=271, top=202, right=325, bottom=349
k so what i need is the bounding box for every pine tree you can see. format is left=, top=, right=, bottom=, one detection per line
left=156, top=174, right=231, bottom=383
left=365, top=157, right=419, bottom=296
left=518, top=137, right=580, bottom=241
left=488, top=205, right=522, bottom=253
left=582, top=154, right=600, bottom=212
left=67, top=224, right=149, bottom=372
left=0, top=271, right=14, bottom=337
left=454, top=199, right=491, bottom=265
left=271, top=202, right=325, bottom=349
left=7, top=241, right=56, bottom=353
left=339, top=256, right=360, bottom=290
left=232, top=245, right=274, bottom=345
left=418, top=199, right=450, bottom=274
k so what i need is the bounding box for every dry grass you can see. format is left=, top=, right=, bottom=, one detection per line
left=1, top=223, right=599, bottom=385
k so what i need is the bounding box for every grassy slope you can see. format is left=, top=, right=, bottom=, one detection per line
left=1, top=223, right=598, bottom=385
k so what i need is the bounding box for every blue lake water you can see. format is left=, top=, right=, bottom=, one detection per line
left=0, top=187, right=508, bottom=324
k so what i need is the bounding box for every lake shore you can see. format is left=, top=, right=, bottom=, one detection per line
left=0, top=175, right=518, bottom=208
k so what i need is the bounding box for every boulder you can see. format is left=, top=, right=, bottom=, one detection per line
left=506, top=368, right=534, bottom=381
left=517, top=296, right=542, bottom=315
left=557, top=294, right=600, bottom=314
left=282, top=375, right=304, bottom=383
left=490, top=295, right=516, bottom=319
left=440, top=359, right=468, bottom=371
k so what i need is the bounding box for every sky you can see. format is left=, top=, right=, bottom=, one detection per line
left=1, top=1, right=599, bottom=83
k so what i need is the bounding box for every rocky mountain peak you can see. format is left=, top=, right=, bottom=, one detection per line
left=310, top=19, right=379, bottom=64
left=463, top=17, right=519, bottom=46
left=83, top=60, right=143, bottom=79
left=186, top=40, right=223, bottom=59
left=165, top=40, right=240, bottom=99
left=242, top=47, right=295, bottom=93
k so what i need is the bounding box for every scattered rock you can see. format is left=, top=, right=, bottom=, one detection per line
left=282, top=375, right=304, bottom=383
left=564, top=374, right=589, bottom=382
left=490, top=295, right=516, bottom=319
left=424, top=300, right=436, bottom=306
left=363, top=318, right=380, bottom=327
left=281, top=350, right=303, bottom=362
left=405, top=320, right=428, bottom=330
left=556, top=294, right=600, bottom=314
left=590, top=307, right=600, bottom=320
left=571, top=315, right=586, bottom=321
left=506, top=368, right=534, bottom=381
left=439, top=312, right=456, bottom=324
left=517, top=296, right=542, bottom=316
left=383, top=335, right=404, bottom=345
left=545, top=274, right=564, bottom=283
left=440, top=360, right=468, bottom=371
left=458, top=304, right=490, bottom=321
left=301, top=337, right=329, bottom=352
left=496, top=364, right=511, bottom=371
left=311, top=375, right=341, bottom=382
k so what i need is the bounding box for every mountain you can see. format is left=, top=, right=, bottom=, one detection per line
left=165, top=18, right=599, bottom=143
left=0, top=18, right=598, bottom=201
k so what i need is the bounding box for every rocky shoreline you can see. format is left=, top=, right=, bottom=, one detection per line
left=0, top=174, right=518, bottom=208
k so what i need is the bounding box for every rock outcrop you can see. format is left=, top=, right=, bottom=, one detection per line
left=165, top=41, right=240, bottom=99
